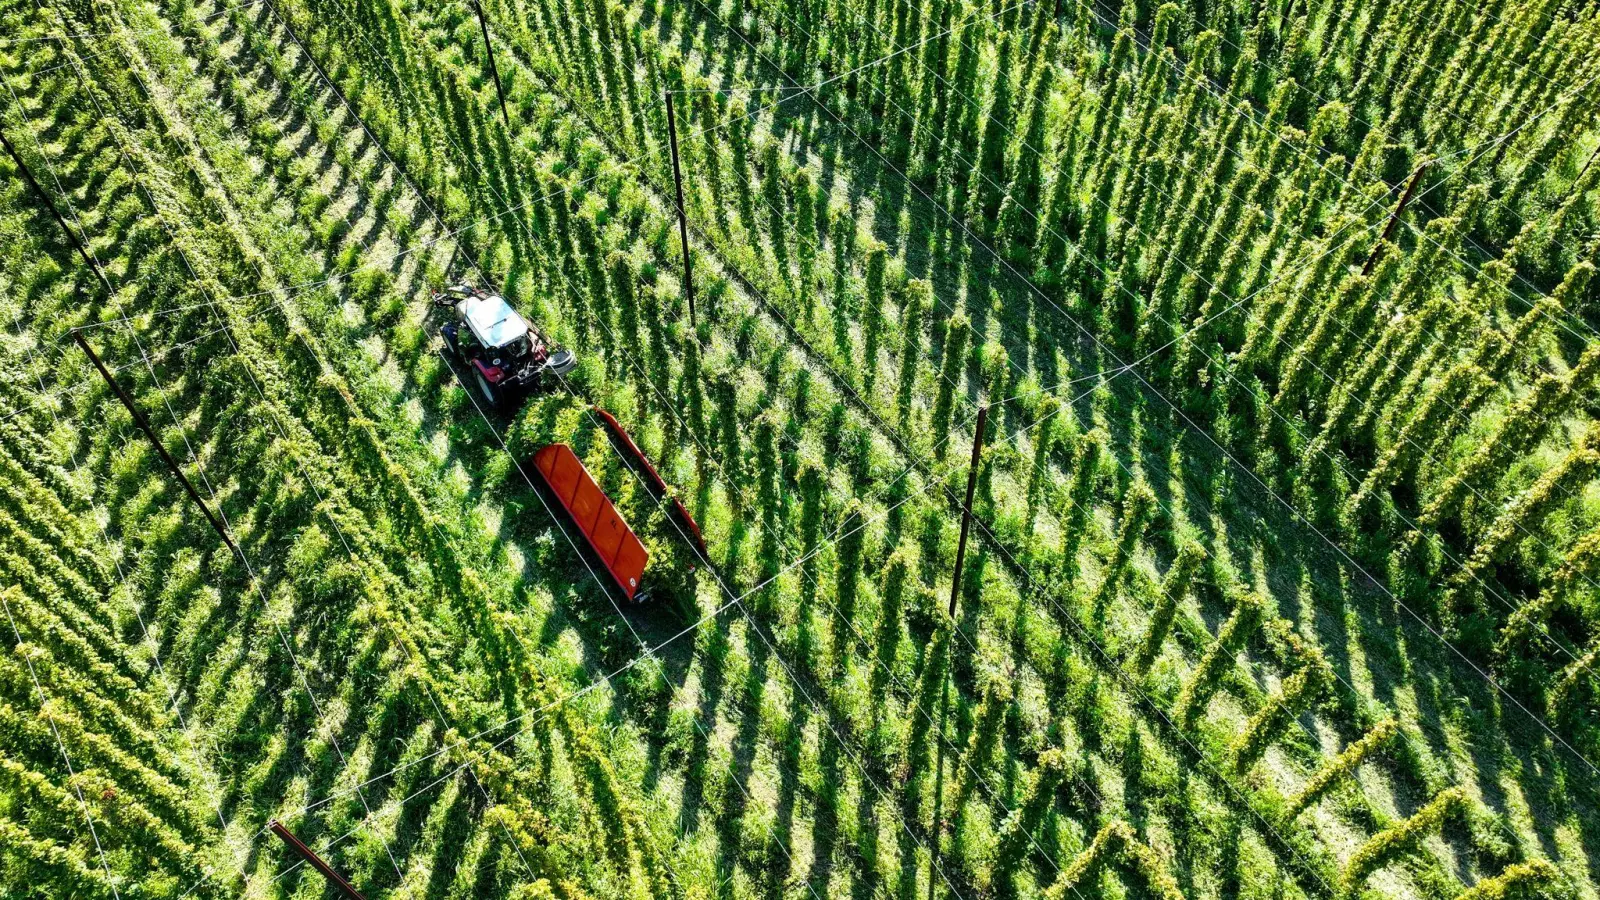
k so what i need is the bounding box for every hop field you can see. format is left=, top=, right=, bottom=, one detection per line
left=1, top=0, right=1599, bottom=897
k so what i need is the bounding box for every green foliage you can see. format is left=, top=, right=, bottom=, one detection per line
left=861, top=240, right=888, bottom=392
left=1174, top=592, right=1263, bottom=727
left=760, top=140, right=790, bottom=282
left=1453, top=860, right=1564, bottom=900
left=901, top=617, right=952, bottom=787
left=11, top=0, right=1600, bottom=896
left=1286, top=718, right=1400, bottom=821
left=897, top=279, right=930, bottom=428
left=950, top=673, right=1011, bottom=817
left=1088, top=479, right=1156, bottom=627
left=1044, top=820, right=1187, bottom=900
left=1342, top=787, right=1470, bottom=897
left=966, top=31, right=1014, bottom=233
left=1133, top=540, right=1206, bottom=675
left=993, top=746, right=1070, bottom=896
left=1230, top=647, right=1330, bottom=773
left=792, top=165, right=818, bottom=305
left=930, top=311, right=970, bottom=454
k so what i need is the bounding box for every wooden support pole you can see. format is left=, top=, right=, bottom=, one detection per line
left=72, top=330, right=245, bottom=562
left=269, top=821, right=367, bottom=900
left=664, top=90, right=697, bottom=328
left=472, top=0, right=511, bottom=127
left=948, top=404, right=988, bottom=619
left=1362, top=162, right=1428, bottom=276
left=6, top=126, right=247, bottom=563
left=930, top=403, right=988, bottom=900
left=0, top=126, right=114, bottom=297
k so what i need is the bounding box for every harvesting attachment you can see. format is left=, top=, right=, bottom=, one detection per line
left=527, top=409, right=710, bottom=607
left=435, top=282, right=575, bottom=408
left=532, top=442, right=651, bottom=602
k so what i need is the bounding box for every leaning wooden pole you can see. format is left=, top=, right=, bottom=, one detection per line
left=471, top=0, right=511, bottom=127
left=929, top=403, right=988, bottom=900
left=1362, top=162, right=1428, bottom=276
left=72, top=330, right=244, bottom=561
left=0, top=126, right=113, bottom=296
left=664, top=90, right=697, bottom=328
left=948, top=404, right=988, bottom=619
left=269, top=821, right=367, bottom=900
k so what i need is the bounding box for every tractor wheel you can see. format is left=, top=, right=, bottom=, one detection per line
left=474, top=369, right=500, bottom=408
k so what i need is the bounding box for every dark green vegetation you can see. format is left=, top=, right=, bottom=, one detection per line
left=2, top=0, right=1599, bottom=896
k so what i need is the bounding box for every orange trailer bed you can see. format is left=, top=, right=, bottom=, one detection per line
left=531, top=443, right=649, bottom=601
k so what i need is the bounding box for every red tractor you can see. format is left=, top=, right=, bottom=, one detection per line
left=436, top=283, right=575, bottom=408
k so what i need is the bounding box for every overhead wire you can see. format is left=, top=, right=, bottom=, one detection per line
left=690, top=11, right=1600, bottom=900
left=440, top=4, right=1079, bottom=894
left=63, top=0, right=851, bottom=341
left=502, top=141, right=1117, bottom=890
left=1077, top=0, right=1600, bottom=349
left=1, top=56, right=296, bottom=863
left=775, top=0, right=1600, bottom=698
left=1020, top=0, right=1600, bottom=684
left=90, top=0, right=915, bottom=883
left=296, top=1, right=837, bottom=889
left=6, top=0, right=1152, bottom=890
left=684, top=3, right=1375, bottom=892
left=14, top=0, right=1599, bottom=894
left=830, top=0, right=1600, bottom=677
left=621, top=0, right=1373, bottom=891
left=0, top=44, right=241, bottom=891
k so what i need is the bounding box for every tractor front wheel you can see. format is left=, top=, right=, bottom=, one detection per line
left=474, top=368, right=501, bottom=408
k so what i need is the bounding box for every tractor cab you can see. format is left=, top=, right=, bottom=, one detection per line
left=436, top=283, right=575, bottom=407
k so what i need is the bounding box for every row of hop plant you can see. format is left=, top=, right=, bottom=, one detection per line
left=40, top=36, right=412, bottom=883
left=702, top=0, right=1600, bottom=707
left=1064, top=10, right=1586, bottom=797
left=478, top=0, right=1540, bottom=891
left=259, top=1, right=1587, bottom=896
left=1042, top=819, right=1187, bottom=900
left=267, top=0, right=1131, bottom=894
left=0, top=2, right=694, bottom=893
left=512, top=0, right=1207, bottom=692
left=1340, top=786, right=1470, bottom=897
left=249, top=0, right=1088, bottom=851
left=657, top=0, right=1584, bottom=670
left=1301, top=776, right=1562, bottom=900
left=279, top=3, right=1330, bottom=896
left=167, top=3, right=724, bottom=888
left=0, top=50, right=247, bottom=894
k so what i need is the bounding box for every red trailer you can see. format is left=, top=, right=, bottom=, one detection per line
left=532, top=443, right=649, bottom=601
